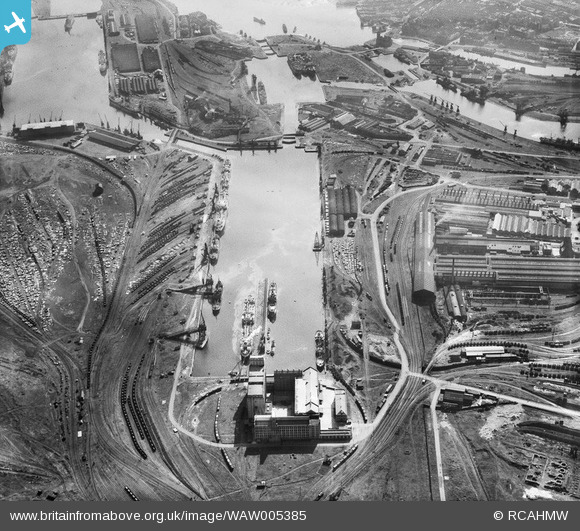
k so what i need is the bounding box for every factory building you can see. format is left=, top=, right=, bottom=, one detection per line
left=412, top=209, right=436, bottom=305
left=248, top=368, right=351, bottom=443
left=435, top=255, right=580, bottom=291
left=18, top=120, right=75, bottom=140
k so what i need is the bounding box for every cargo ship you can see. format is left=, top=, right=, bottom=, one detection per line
left=209, top=235, right=220, bottom=265
left=267, top=282, right=277, bottom=321
left=210, top=279, right=223, bottom=315
left=65, top=15, right=75, bottom=34
left=253, top=17, right=266, bottom=25
left=242, top=295, right=255, bottom=327
left=315, top=330, right=325, bottom=371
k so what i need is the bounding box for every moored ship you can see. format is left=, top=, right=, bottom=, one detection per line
left=240, top=338, right=252, bottom=359
left=214, top=209, right=228, bottom=234
left=98, top=50, right=107, bottom=75
left=315, top=329, right=325, bottom=371
left=539, top=136, right=580, bottom=152
left=267, top=282, right=277, bottom=321
left=211, top=279, right=223, bottom=315
left=209, top=235, right=220, bottom=265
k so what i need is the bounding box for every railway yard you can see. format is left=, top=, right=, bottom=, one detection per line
left=2, top=0, right=580, bottom=504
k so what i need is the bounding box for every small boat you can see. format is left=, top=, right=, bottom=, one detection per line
left=313, top=231, right=323, bottom=252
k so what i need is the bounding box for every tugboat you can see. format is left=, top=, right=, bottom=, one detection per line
left=210, top=280, right=223, bottom=316
left=267, top=282, right=277, bottom=322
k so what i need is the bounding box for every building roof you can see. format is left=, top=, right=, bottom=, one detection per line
left=294, top=368, right=320, bottom=415
left=88, top=130, right=139, bottom=151
left=21, top=120, right=74, bottom=131
left=334, top=389, right=348, bottom=416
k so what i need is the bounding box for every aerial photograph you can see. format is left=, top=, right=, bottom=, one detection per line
left=1, top=0, right=580, bottom=503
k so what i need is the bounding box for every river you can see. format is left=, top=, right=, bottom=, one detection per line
left=401, top=79, right=580, bottom=141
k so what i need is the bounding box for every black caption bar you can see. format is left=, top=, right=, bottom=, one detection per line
left=1, top=502, right=579, bottom=531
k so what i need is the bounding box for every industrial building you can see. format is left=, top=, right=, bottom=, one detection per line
left=460, top=346, right=518, bottom=363
left=412, top=208, right=436, bottom=305
left=18, top=120, right=75, bottom=140
left=247, top=368, right=351, bottom=443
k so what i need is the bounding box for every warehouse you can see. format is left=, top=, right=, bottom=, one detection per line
left=18, top=120, right=75, bottom=140
left=324, top=186, right=358, bottom=237
left=87, top=129, right=140, bottom=152
left=462, top=346, right=505, bottom=358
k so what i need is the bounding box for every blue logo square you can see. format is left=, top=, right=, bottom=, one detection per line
left=1, top=0, right=31, bottom=51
